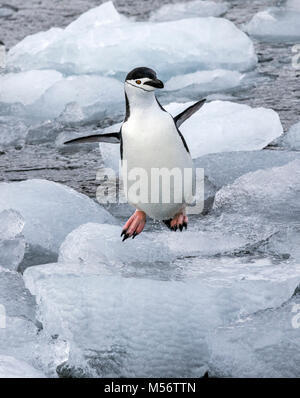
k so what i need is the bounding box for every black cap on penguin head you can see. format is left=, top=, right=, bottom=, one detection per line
left=126, top=67, right=157, bottom=81
left=125, top=67, right=164, bottom=89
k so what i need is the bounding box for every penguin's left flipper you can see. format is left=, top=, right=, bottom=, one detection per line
left=174, top=98, right=206, bottom=128
left=64, top=132, right=120, bottom=145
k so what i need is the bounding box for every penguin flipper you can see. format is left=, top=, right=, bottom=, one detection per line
left=64, top=132, right=120, bottom=145
left=174, top=99, right=206, bottom=128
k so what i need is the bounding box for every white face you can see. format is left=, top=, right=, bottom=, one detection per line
left=125, top=77, right=156, bottom=92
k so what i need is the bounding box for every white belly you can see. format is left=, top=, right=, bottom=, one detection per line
left=121, top=109, right=194, bottom=220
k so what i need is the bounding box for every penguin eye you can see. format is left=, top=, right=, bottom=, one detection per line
left=136, top=80, right=141, bottom=85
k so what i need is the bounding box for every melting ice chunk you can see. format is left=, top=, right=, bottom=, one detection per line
left=195, top=149, right=300, bottom=189
left=164, top=69, right=244, bottom=92
left=23, top=257, right=300, bottom=377
left=150, top=0, right=228, bottom=22
left=0, top=179, right=114, bottom=255
left=0, top=116, right=28, bottom=149
left=0, top=70, right=63, bottom=106
left=0, top=71, right=123, bottom=121
left=208, top=291, right=300, bottom=377
left=214, top=159, right=300, bottom=223
left=166, top=100, right=283, bottom=159
left=245, top=7, right=300, bottom=42
left=58, top=223, right=172, bottom=266
left=8, top=2, right=257, bottom=76
left=0, top=267, right=68, bottom=376
left=0, top=355, right=45, bottom=378
left=30, top=75, right=123, bottom=120
left=0, top=210, right=25, bottom=271
left=273, top=121, right=300, bottom=151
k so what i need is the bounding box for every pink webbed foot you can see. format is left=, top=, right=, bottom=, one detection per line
left=121, top=210, right=146, bottom=241
left=163, top=212, right=188, bottom=232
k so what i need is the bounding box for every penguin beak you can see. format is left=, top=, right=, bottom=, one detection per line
left=144, top=78, right=164, bottom=89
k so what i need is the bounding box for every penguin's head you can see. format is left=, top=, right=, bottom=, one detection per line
left=125, top=67, right=164, bottom=92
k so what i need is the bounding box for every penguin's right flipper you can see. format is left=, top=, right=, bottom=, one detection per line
left=174, top=98, right=206, bottom=128
left=64, top=132, right=120, bottom=145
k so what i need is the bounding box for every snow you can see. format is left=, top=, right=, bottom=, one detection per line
left=245, top=7, right=300, bottom=42
left=8, top=2, right=257, bottom=76
left=150, top=0, right=228, bottom=22
left=0, top=355, right=45, bottom=378
left=0, top=179, right=114, bottom=256
left=0, top=210, right=25, bottom=271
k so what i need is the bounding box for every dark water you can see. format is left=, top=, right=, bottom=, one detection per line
left=0, top=0, right=299, bottom=199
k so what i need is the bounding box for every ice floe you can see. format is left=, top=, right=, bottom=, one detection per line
left=0, top=72, right=123, bottom=120
left=8, top=2, right=257, bottom=76
left=0, top=179, right=114, bottom=256
left=149, top=0, right=228, bottom=22
left=59, top=223, right=171, bottom=266
left=23, top=254, right=300, bottom=377
left=0, top=210, right=25, bottom=271
left=273, top=121, right=300, bottom=151
left=17, top=156, right=300, bottom=377
left=208, top=290, right=300, bottom=377
left=245, top=4, right=300, bottom=42
left=0, top=355, right=45, bottom=378
left=0, top=267, right=69, bottom=376
left=164, top=69, right=244, bottom=93
left=0, top=116, right=28, bottom=149
left=213, top=159, right=300, bottom=224
left=166, top=100, right=283, bottom=159
left=0, top=70, right=63, bottom=106
left=195, top=149, right=300, bottom=189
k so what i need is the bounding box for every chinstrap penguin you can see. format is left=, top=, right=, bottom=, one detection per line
left=65, top=67, right=206, bottom=241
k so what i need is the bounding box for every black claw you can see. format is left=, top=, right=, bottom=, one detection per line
left=121, top=228, right=127, bottom=237
left=132, top=232, right=139, bottom=239
left=163, top=219, right=172, bottom=230
left=179, top=224, right=183, bottom=232
left=183, top=222, right=187, bottom=230
left=174, top=225, right=178, bottom=231
left=122, top=233, right=130, bottom=242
